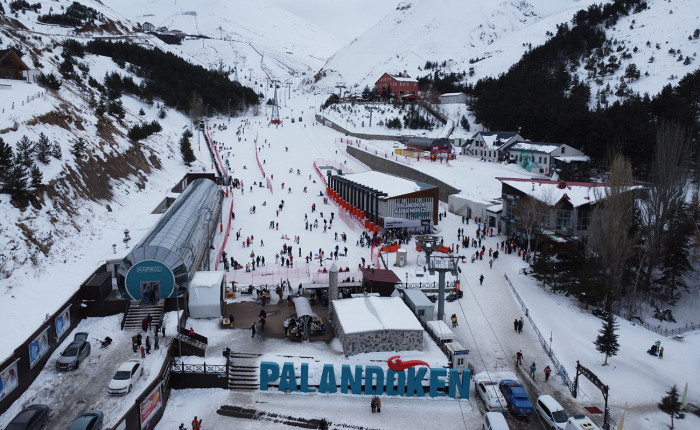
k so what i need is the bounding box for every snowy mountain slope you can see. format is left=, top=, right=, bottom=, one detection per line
left=315, top=0, right=603, bottom=90
left=316, top=0, right=699, bottom=103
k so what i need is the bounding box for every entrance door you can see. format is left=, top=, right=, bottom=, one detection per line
left=140, top=282, right=161, bottom=303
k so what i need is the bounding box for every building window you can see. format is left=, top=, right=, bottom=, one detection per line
left=505, top=198, right=517, bottom=220
left=577, top=208, right=588, bottom=230
left=539, top=157, right=542, bottom=163
left=561, top=147, right=566, bottom=154
left=418, top=309, right=425, bottom=316
left=556, top=208, right=571, bottom=231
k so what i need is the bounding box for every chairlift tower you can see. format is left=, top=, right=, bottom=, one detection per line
left=232, top=61, right=239, bottom=83
left=270, top=78, right=281, bottom=124
left=335, top=81, right=346, bottom=99
left=365, top=105, right=377, bottom=127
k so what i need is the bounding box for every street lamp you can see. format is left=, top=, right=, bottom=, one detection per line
left=174, top=282, right=182, bottom=357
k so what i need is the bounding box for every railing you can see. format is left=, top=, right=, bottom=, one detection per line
left=120, top=300, right=131, bottom=330
left=171, top=362, right=226, bottom=374
left=401, top=281, right=457, bottom=290
left=643, top=323, right=698, bottom=338
left=503, top=273, right=573, bottom=389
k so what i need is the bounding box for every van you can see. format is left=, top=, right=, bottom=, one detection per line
left=566, top=414, right=601, bottom=430
left=483, top=411, right=509, bottom=430
left=535, top=395, right=568, bottom=429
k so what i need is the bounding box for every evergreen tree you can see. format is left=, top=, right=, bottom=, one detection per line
left=657, top=200, right=695, bottom=301
left=460, top=115, right=470, bottom=132
left=179, top=132, right=196, bottom=166
left=3, top=154, right=29, bottom=203
left=71, top=138, right=87, bottom=159
left=35, top=132, right=52, bottom=164
left=15, top=135, right=34, bottom=168
left=139, top=108, right=145, bottom=115
left=30, top=164, right=43, bottom=188
left=658, top=385, right=684, bottom=429
left=51, top=142, right=62, bottom=160
left=0, top=137, right=13, bottom=180
left=594, top=313, right=620, bottom=365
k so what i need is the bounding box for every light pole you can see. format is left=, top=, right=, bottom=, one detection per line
left=174, top=283, right=182, bottom=357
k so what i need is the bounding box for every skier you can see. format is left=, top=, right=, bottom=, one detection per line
left=451, top=313, right=458, bottom=327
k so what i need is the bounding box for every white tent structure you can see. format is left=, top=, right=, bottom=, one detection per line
left=188, top=271, right=224, bottom=318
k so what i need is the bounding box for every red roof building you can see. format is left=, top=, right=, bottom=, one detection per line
left=375, top=72, right=418, bottom=100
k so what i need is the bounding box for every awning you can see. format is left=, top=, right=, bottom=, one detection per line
left=293, top=297, right=316, bottom=318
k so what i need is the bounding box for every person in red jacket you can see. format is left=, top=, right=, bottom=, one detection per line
left=191, top=416, right=201, bottom=430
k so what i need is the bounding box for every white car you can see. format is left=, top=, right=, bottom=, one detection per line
left=108, top=359, right=143, bottom=395
left=475, top=375, right=507, bottom=412
left=535, top=394, right=568, bottom=430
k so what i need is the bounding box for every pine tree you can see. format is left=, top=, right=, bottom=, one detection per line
left=71, top=137, right=87, bottom=159
left=594, top=313, right=620, bottom=365
left=179, top=132, right=196, bottom=166
left=15, top=135, right=34, bottom=168
left=461, top=115, right=470, bottom=132
left=3, top=154, right=29, bottom=203
left=0, top=137, right=13, bottom=180
left=51, top=142, right=63, bottom=160
left=658, top=385, right=684, bottom=429
left=30, top=164, right=43, bottom=188
left=35, top=132, right=52, bottom=164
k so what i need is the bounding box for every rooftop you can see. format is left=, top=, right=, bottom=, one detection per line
left=332, top=296, right=423, bottom=334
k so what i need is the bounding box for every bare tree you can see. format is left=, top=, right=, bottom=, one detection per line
left=515, top=193, right=551, bottom=258
left=587, top=154, right=638, bottom=312
left=635, top=122, right=690, bottom=309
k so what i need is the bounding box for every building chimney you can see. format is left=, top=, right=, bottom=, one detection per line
left=403, top=70, right=408, bottom=78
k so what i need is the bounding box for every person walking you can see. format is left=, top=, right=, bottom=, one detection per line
left=544, top=365, right=552, bottom=381
left=529, top=362, right=536, bottom=379
left=250, top=322, right=257, bottom=338
left=147, top=314, right=153, bottom=331
left=371, top=396, right=377, bottom=413
left=140, top=346, right=145, bottom=358
left=516, top=350, right=523, bottom=366
left=375, top=396, right=381, bottom=413
left=191, top=416, right=202, bottom=430
left=145, top=336, right=151, bottom=354
left=518, top=318, right=523, bottom=333
left=513, top=318, right=518, bottom=332
left=479, top=274, right=484, bottom=285
left=141, top=316, right=148, bottom=332
left=154, top=332, right=159, bottom=350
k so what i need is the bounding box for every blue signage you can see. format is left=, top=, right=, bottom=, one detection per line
left=259, top=362, right=470, bottom=399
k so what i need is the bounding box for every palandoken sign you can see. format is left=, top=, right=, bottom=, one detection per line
left=260, top=356, right=470, bottom=399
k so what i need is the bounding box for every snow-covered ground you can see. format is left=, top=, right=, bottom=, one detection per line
left=4, top=86, right=699, bottom=429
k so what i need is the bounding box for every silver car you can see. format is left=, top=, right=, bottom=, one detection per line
left=56, top=332, right=91, bottom=371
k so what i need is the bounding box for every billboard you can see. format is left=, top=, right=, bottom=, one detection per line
left=140, top=382, right=162, bottom=428
left=28, top=327, right=50, bottom=369
left=55, top=306, right=71, bottom=340
left=0, top=360, right=19, bottom=400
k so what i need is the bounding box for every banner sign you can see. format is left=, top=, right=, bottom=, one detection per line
left=55, top=306, right=71, bottom=340
left=259, top=358, right=470, bottom=399
left=0, top=359, right=19, bottom=400
left=28, top=327, right=50, bottom=369
left=140, top=383, right=162, bottom=427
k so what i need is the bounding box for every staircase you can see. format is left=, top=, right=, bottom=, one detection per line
left=175, top=334, right=207, bottom=357
left=228, top=352, right=261, bottom=390
left=122, top=301, right=164, bottom=331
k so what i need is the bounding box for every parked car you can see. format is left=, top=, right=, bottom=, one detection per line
left=483, top=411, right=509, bottom=430
left=56, top=332, right=90, bottom=371
left=499, top=379, right=533, bottom=416
left=474, top=375, right=506, bottom=412
left=591, top=308, right=610, bottom=320
left=535, top=395, right=568, bottom=429
left=4, top=404, right=49, bottom=430
left=68, top=410, right=103, bottom=430
left=108, top=359, right=143, bottom=395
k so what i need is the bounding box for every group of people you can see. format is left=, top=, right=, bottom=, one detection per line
left=513, top=317, right=524, bottom=333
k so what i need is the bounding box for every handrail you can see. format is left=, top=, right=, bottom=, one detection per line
left=120, top=300, right=131, bottom=331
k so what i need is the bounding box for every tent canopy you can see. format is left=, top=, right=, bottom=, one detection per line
left=293, top=297, right=316, bottom=318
